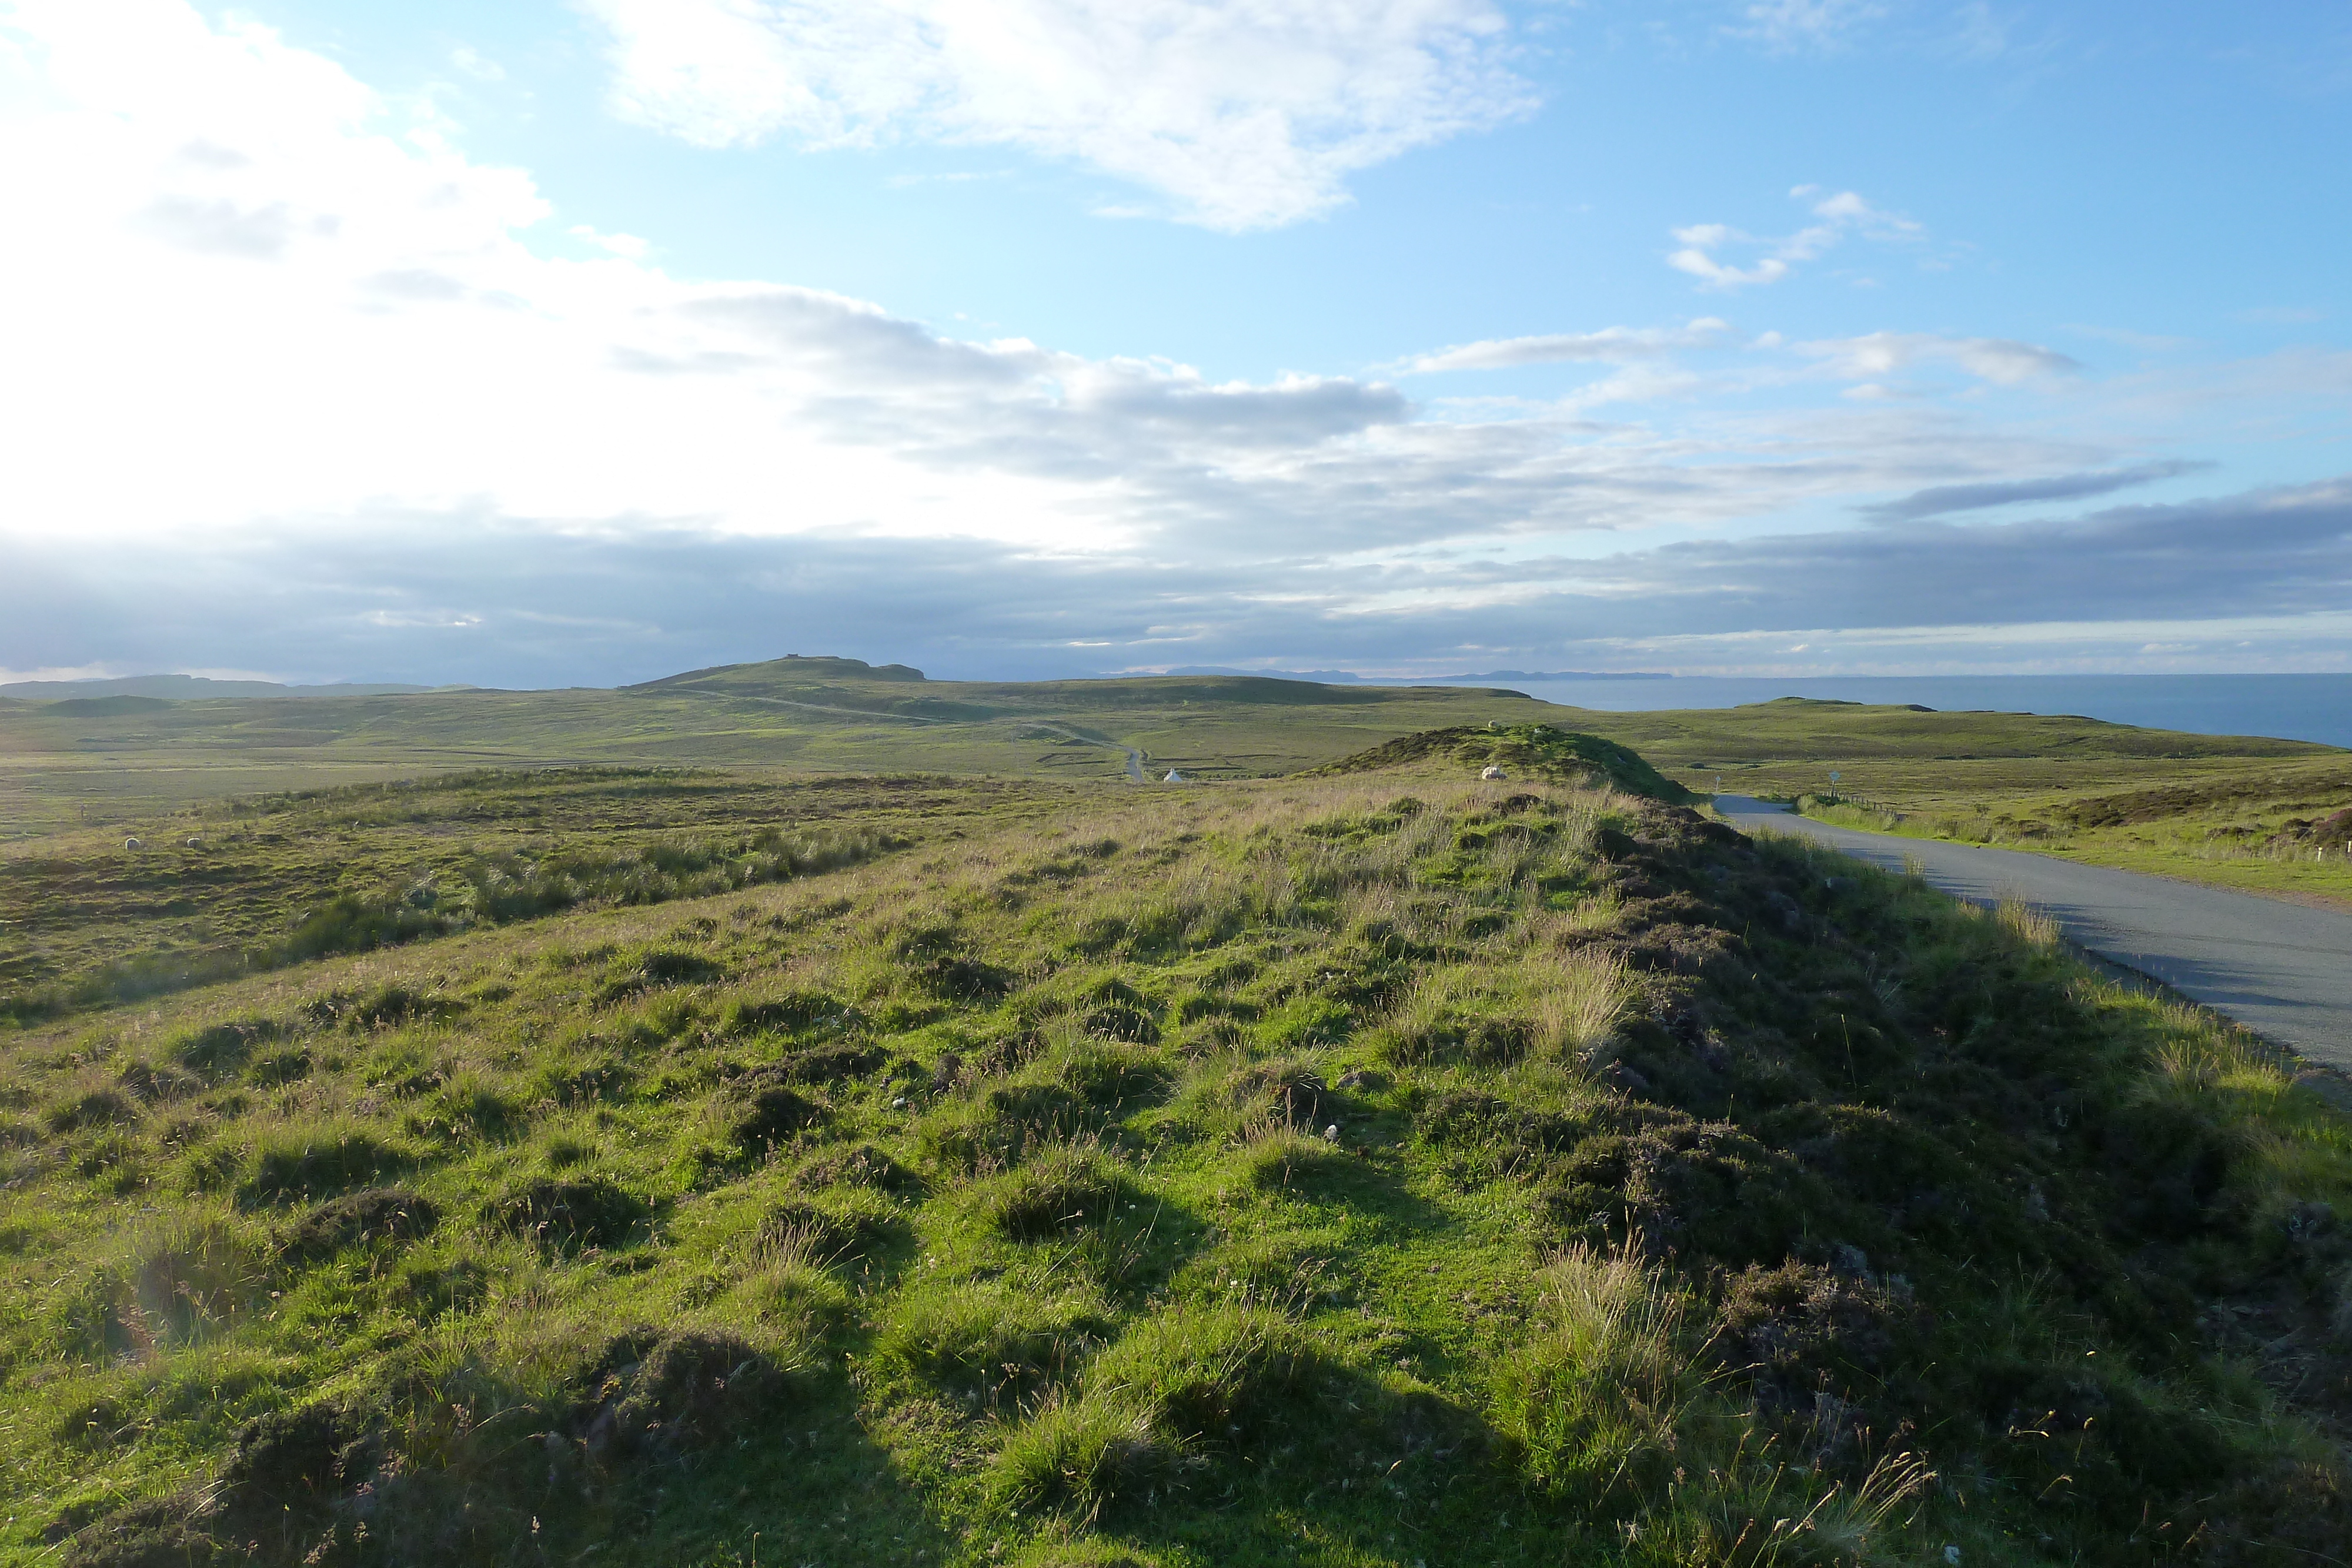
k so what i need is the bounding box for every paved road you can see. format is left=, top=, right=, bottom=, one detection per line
left=1028, top=723, right=1147, bottom=783
left=1713, top=795, right=2352, bottom=1075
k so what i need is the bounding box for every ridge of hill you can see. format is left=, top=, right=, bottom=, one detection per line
left=627, top=654, right=930, bottom=688
left=1157, top=667, right=1669, bottom=683
left=2, top=761, right=2346, bottom=1567
left=645, top=657, right=1521, bottom=714
left=1313, top=723, right=1699, bottom=804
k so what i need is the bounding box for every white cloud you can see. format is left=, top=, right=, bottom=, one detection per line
left=1797, top=331, right=2081, bottom=385
left=1401, top=319, right=1730, bottom=373
left=580, top=0, right=1538, bottom=231
left=1730, top=0, right=1887, bottom=53
left=1667, top=248, right=1789, bottom=289
left=1668, top=186, right=1922, bottom=290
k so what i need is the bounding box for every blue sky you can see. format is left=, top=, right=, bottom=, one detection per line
left=1, top=0, right=2347, bottom=686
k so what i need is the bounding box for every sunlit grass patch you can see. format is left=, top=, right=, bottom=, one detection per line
left=867, top=1274, right=1112, bottom=1414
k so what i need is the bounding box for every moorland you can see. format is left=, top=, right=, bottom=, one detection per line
left=0, top=718, right=2346, bottom=1566
left=4, top=655, right=2347, bottom=905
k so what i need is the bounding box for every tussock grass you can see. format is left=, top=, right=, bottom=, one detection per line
left=1493, top=1245, right=1698, bottom=1509
left=1230, top=1121, right=1348, bottom=1192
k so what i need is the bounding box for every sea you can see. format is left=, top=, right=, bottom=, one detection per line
left=1384, top=674, right=2352, bottom=751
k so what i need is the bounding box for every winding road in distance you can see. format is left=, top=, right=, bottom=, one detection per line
left=1713, top=795, right=2352, bottom=1076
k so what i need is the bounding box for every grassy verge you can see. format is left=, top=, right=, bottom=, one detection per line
left=1788, top=780, right=2352, bottom=907
left=1, top=765, right=2346, bottom=1565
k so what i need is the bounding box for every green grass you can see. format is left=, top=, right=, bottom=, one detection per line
left=1, top=761, right=2348, bottom=1565
left=0, top=768, right=1085, bottom=1025
left=12, top=664, right=2343, bottom=903
left=1787, top=759, right=2352, bottom=906
left=1309, top=721, right=1699, bottom=803
left=0, top=663, right=1552, bottom=837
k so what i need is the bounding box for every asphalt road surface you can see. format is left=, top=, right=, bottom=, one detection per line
left=1713, top=795, right=2352, bottom=1076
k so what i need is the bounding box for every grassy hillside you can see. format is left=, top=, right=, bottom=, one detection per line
left=0, top=661, right=1549, bottom=837
left=2, top=764, right=2348, bottom=1566
left=5, top=666, right=2345, bottom=901
left=1311, top=723, right=1699, bottom=804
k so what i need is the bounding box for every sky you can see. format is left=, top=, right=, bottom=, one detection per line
left=1, top=0, right=2347, bottom=688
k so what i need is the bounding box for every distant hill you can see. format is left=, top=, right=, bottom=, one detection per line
left=1160, top=666, right=1671, bottom=683
left=623, top=656, right=1523, bottom=717
left=0, top=674, right=460, bottom=701
left=626, top=654, right=928, bottom=688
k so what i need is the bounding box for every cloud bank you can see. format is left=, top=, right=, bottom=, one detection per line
left=1860, top=461, right=2215, bottom=522
left=6, top=480, right=2347, bottom=687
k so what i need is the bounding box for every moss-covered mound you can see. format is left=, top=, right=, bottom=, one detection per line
left=2, top=771, right=2347, bottom=1567
left=1313, top=723, right=1699, bottom=803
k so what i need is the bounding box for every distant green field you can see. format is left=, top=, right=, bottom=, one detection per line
left=0, top=659, right=1553, bottom=837
left=5, top=661, right=2346, bottom=903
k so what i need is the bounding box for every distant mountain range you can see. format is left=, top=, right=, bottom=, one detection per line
left=1159, top=666, right=1672, bottom=684
left=0, top=674, right=467, bottom=701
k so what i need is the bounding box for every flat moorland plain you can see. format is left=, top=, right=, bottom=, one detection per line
left=0, top=660, right=1555, bottom=837
left=5, top=664, right=2347, bottom=902
left=2, top=751, right=2348, bottom=1567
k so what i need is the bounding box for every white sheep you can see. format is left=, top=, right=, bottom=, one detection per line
left=1479, top=765, right=1506, bottom=781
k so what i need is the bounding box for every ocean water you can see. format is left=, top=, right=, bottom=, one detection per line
left=1391, top=674, right=2352, bottom=750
